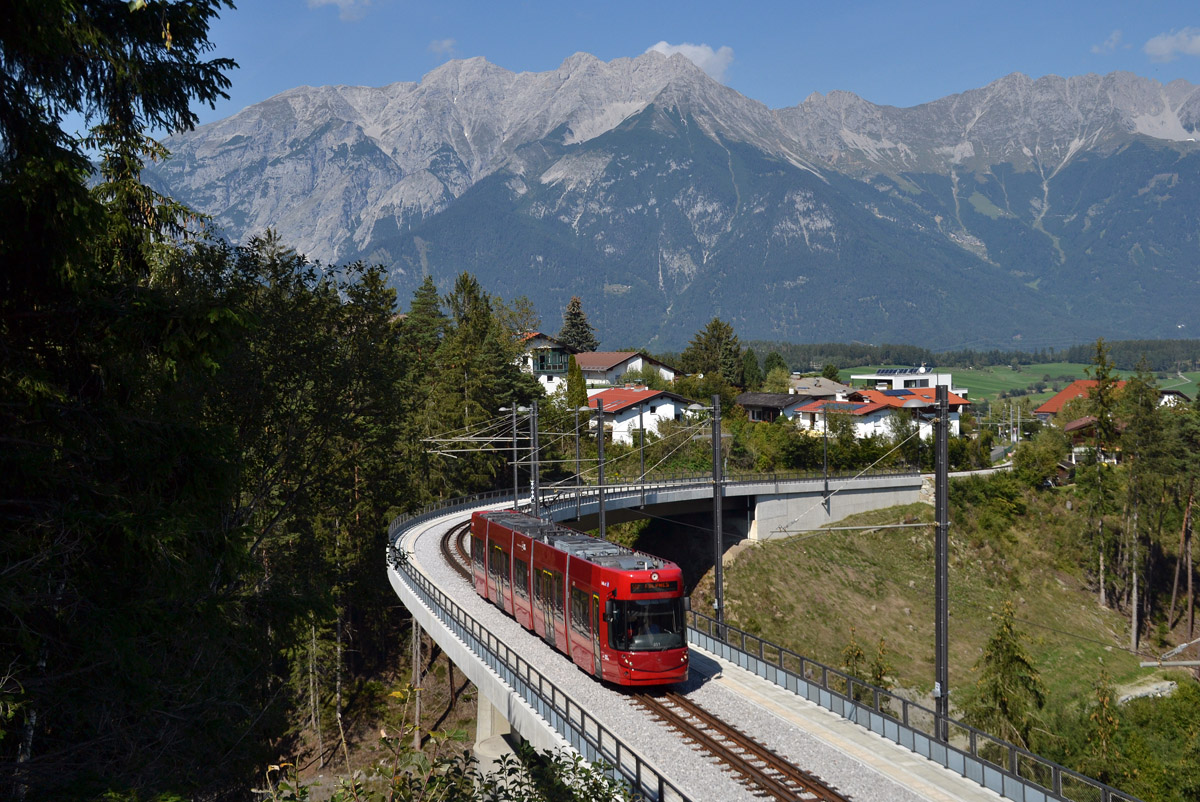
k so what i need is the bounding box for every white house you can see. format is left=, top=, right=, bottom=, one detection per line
left=575, top=351, right=678, bottom=387
left=586, top=386, right=694, bottom=445
left=517, top=332, right=576, bottom=392
left=794, top=399, right=897, bottom=438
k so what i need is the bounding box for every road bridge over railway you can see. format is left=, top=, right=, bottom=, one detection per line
left=541, top=469, right=922, bottom=540
left=387, top=478, right=1138, bottom=802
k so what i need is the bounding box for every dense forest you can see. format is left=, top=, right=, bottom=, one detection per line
left=0, top=4, right=546, bottom=798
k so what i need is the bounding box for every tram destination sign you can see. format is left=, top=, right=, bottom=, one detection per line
left=630, top=580, right=678, bottom=593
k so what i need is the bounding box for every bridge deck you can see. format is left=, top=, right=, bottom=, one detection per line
left=687, top=643, right=1003, bottom=802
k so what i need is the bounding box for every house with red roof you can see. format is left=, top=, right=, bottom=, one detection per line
left=586, top=386, right=695, bottom=445
left=574, top=351, right=679, bottom=387
left=1034, top=379, right=1187, bottom=422
left=795, top=386, right=970, bottom=439
left=1032, top=380, right=1126, bottom=422
left=794, top=398, right=894, bottom=438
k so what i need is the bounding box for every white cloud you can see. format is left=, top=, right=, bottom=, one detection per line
left=1144, top=27, right=1200, bottom=61
left=645, top=41, right=734, bottom=83
left=1090, top=29, right=1123, bottom=55
left=307, top=0, right=370, bottom=22
left=428, top=38, right=459, bottom=58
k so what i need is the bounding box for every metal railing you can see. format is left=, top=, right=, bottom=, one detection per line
left=687, top=611, right=1142, bottom=802
left=387, top=539, right=688, bottom=802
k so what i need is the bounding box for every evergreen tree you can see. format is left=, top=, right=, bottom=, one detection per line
left=1077, top=670, right=1122, bottom=784
left=557, top=295, right=599, bottom=352
left=1081, top=338, right=1121, bottom=607
left=742, top=349, right=763, bottom=391
left=566, top=354, right=587, bottom=410
left=680, top=317, right=742, bottom=386
left=961, top=601, right=1046, bottom=749
left=763, top=351, right=789, bottom=376
left=821, top=363, right=841, bottom=382
left=1119, top=359, right=1167, bottom=650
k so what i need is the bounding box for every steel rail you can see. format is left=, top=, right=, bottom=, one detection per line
left=635, top=692, right=851, bottom=802
left=439, top=522, right=473, bottom=579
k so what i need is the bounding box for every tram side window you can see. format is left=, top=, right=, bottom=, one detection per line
left=569, top=587, right=589, bottom=634
left=491, top=545, right=510, bottom=584
left=471, top=537, right=484, bottom=570
left=513, top=558, right=529, bottom=598
left=552, top=571, right=564, bottom=618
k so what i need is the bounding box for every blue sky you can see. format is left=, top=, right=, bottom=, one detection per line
left=192, top=1, right=1200, bottom=126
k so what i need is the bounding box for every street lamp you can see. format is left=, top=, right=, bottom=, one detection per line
left=498, top=404, right=529, bottom=510
left=822, top=402, right=830, bottom=506
left=688, top=396, right=725, bottom=638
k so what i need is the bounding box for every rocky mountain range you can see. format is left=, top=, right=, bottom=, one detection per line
left=147, top=51, right=1200, bottom=350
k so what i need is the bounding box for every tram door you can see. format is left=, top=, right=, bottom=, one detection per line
left=490, top=545, right=506, bottom=612
left=591, top=593, right=602, bottom=676
left=540, top=570, right=556, bottom=649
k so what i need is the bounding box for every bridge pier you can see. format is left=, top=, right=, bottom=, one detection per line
left=473, top=694, right=517, bottom=780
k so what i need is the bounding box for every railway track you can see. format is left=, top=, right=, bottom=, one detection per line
left=443, top=518, right=847, bottom=799
left=634, top=691, right=851, bottom=802
left=440, top=522, right=472, bottom=579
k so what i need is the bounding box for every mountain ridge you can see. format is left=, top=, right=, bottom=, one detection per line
left=147, top=52, right=1200, bottom=349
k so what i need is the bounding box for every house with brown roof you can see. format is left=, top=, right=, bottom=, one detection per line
left=585, top=386, right=695, bottom=445
left=787, top=375, right=851, bottom=400
left=574, top=351, right=678, bottom=387
left=735, top=392, right=808, bottom=423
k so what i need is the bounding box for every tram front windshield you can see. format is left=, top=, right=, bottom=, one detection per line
left=610, top=598, right=685, bottom=651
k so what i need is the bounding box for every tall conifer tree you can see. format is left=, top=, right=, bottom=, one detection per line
left=557, top=295, right=599, bottom=352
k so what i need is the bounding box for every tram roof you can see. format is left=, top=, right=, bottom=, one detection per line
left=480, top=510, right=669, bottom=571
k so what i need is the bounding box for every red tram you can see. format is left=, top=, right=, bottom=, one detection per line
left=469, top=510, right=689, bottom=686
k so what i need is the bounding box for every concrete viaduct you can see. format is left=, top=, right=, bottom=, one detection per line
left=387, top=468, right=1129, bottom=802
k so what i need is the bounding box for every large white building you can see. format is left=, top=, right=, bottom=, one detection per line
left=850, top=366, right=968, bottom=398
